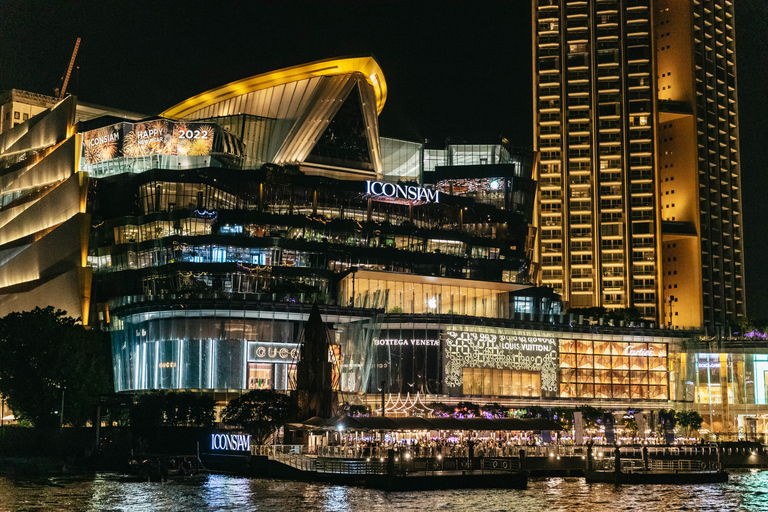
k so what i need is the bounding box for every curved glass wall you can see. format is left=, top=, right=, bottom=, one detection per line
left=110, top=303, right=378, bottom=394
left=673, top=349, right=768, bottom=439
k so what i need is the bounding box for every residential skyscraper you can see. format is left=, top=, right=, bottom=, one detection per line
left=532, top=0, right=745, bottom=328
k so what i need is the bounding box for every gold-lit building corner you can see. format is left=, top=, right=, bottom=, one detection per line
left=532, top=0, right=744, bottom=328
left=161, top=55, right=388, bottom=119
left=0, top=95, right=92, bottom=326
left=161, top=56, right=386, bottom=181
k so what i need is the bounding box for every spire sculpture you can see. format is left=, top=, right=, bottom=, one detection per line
left=293, top=303, right=338, bottom=419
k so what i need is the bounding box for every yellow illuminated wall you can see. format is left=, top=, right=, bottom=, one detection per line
left=338, top=270, right=527, bottom=318
left=0, top=96, right=92, bottom=324
left=654, top=0, right=746, bottom=325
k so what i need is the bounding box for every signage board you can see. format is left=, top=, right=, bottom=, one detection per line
left=210, top=433, right=251, bottom=452
left=247, top=341, right=300, bottom=363
left=374, top=338, right=440, bottom=346
left=365, top=181, right=439, bottom=205
left=635, top=412, right=646, bottom=440
left=623, top=345, right=656, bottom=357
left=82, top=119, right=216, bottom=165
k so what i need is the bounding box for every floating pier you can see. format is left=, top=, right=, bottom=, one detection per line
left=583, top=445, right=728, bottom=485
left=251, top=446, right=528, bottom=490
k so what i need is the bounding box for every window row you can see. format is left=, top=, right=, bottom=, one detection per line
left=462, top=368, right=543, bottom=398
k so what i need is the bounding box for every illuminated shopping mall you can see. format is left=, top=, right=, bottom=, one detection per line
left=0, top=56, right=766, bottom=439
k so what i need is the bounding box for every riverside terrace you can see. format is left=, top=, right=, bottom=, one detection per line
left=245, top=416, right=564, bottom=489
left=246, top=415, right=768, bottom=487
left=299, top=415, right=566, bottom=458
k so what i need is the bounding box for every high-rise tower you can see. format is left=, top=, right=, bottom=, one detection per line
left=532, top=0, right=745, bottom=328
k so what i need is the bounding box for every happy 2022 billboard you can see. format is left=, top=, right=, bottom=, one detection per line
left=82, top=119, right=216, bottom=164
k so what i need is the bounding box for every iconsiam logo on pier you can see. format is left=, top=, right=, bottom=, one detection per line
left=443, top=329, right=559, bottom=392
left=210, top=433, right=251, bottom=452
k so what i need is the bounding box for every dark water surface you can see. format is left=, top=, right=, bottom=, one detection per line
left=2, top=471, right=768, bottom=511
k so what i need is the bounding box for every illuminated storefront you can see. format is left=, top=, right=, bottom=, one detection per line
left=559, top=340, right=669, bottom=400
left=110, top=303, right=377, bottom=395
left=674, top=349, right=768, bottom=439
left=370, top=320, right=683, bottom=407
left=442, top=328, right=558, bottom=398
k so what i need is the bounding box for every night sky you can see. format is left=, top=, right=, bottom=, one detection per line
left=1, top=0, right=765, bottom=318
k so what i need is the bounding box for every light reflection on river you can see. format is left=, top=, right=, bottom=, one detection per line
left=2, top=471, right=768, bottom=511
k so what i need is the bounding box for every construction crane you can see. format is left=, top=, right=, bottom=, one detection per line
left=57, top=38, right=81, bottom=99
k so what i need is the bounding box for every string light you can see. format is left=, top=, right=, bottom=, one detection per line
left=374, top=392, right=434, bottom=416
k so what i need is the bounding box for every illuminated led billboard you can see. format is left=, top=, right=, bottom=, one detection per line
left=82, top=119, right=216, bottom=164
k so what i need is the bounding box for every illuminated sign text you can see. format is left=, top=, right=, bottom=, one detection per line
left=623, top=346, right=656, bottom=357
left=247, top=341, right=300, bottom=362
left=210, top=433, right=251, bottom=451
left=375, top=339, right=440, bottom=346
left=366, top=181, right=439, bottom=204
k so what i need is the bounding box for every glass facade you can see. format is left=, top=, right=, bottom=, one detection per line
left=380, top=138, right=421, bottom=181
left=306, top=85, right=374, bottom=172
left=673, top=349, right=768, bottom=439
left=110, top=304, right=377, bottom=394
left=338, top=271, right=519, bottom=318
left=559, top=339, right=668, bottom=400
left=380, top=138, right=535, bottom=187
left=41, top=53, right=751, bottom=441
left=462, top=368, right=541, bottom=397
left=89, top=167, right=534, bottom=314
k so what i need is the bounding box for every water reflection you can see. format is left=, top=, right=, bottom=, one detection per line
left=2, top=471, right=768, bottom=511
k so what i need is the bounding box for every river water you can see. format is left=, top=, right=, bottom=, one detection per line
left=2, top=471, right=768, bottom=511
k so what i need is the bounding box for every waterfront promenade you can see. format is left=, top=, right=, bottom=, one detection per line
left=249, top=442, right=768, bottom=482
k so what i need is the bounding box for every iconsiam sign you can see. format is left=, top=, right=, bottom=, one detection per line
left=81, top=119, right=216, bottom=165
left=365, top=180, right=439, bottom=205
left=210, top=433, right=251, bottom=452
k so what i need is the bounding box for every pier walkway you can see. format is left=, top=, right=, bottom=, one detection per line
left=251, top=445, right=527, bottom=489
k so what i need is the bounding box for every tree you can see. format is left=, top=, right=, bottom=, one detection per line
left=347, top=404, right=370, bottom=417
left=576, top=405, right=606, bottom=428
left=481, top=402, right=506, bottom=418
left=222, top=389, right=296, bottom=445
left=454, top=401, right=481, bottom=418
left=606, top=307, right=643, bottom=325
left=658, top=408, right=677, bottom=435
left=550, top=407, right=574, bottom=428
left=675, top=410, right=704, bottom=438
left=429, top=402, right=453, bottom=417
left=0, top=307, right=111, bottom=427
